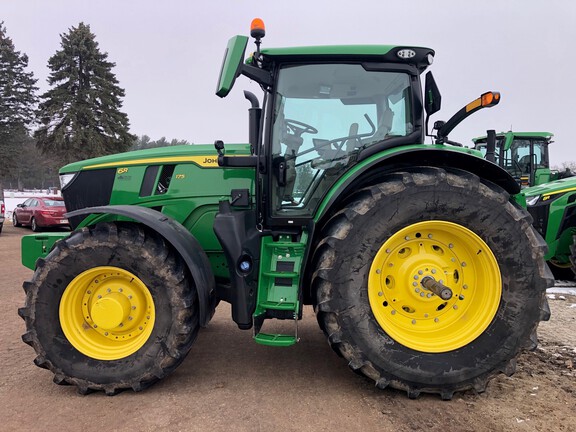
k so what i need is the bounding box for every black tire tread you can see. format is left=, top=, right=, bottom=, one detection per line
left=312, top=167, right=552, bottom=399
left=19, top=222, right=200, bottom=394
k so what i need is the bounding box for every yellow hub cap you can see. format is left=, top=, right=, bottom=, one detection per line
left=59, top=266, right=155, bottom=360
left=368, top=221, right=501, bottom=353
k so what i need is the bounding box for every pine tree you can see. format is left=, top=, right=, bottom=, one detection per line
left=35, top=23, right=135, bottom=165
left=0, top=21, right=38, bottom=185
left=131, top=135, right=191, bottom=151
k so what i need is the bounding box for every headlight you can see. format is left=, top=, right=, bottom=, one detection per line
left=59, top=173, right=77, bottom=190
left=526, top=195, right=540, bottom=206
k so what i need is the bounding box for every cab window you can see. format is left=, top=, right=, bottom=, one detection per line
left=270, top=63, right=413, bottom=217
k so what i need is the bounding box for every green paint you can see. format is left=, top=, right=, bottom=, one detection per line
left=261, top=44, right=398, bottom=57
left=524, top=176, right=576, bottom=264
left=314, top=144, right=482, bottom=222
left=21, top=233, right=69, bottom=270
left=473, top=131, right=554, bottom=187
left=253, top=233, right=308, bottom=346
left=216, top=35, right=249, bottom=98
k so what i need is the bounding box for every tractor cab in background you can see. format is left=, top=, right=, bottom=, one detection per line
left=473, top=131, right=563, bottom=187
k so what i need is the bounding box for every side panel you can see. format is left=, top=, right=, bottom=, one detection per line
left=63, top=149, right=256, bottom=279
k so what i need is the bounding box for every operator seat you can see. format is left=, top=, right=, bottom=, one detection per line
left=344, top=123, right=360, bottom=152
left=518, top=155, right=531, bottom=174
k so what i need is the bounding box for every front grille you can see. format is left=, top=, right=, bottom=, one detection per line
left=558, top=204, right=576, bottom=239
left=62, top=169, right=116, bottom=228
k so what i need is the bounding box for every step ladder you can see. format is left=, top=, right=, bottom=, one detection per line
left=253, top=233, right=308, bottom=347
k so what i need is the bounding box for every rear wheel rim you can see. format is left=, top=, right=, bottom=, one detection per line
left=59, top=266, right=155, bottom=360
left=368, top=220, right=501, bottom=353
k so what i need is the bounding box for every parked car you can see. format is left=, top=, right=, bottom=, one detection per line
left=12, top=197, right=69, bottom=231
left=0, top=200, right=5, bottom=234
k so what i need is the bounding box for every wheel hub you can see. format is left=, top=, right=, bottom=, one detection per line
left=91, top=293, right=132, bottom=330
left=368, top=220, right=501, bottom=353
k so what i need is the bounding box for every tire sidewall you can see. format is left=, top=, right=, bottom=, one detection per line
left=31, top=227, right=188, bottom=384
left=325, top=175, right=543, bottom=386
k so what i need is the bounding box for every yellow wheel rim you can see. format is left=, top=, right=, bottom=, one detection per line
left=59, top=266, right=155, bottom=360
left=368, top=221, right=501, bottom=353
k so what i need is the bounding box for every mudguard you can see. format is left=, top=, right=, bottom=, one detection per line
left=66, top=205, right=215, bottom=327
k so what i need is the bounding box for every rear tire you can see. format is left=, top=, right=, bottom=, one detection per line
left=19, top=222, right=200, bottom=394
left=31, top=217, right=40, bottom=232
left=312, top=167, right=552, bottom=399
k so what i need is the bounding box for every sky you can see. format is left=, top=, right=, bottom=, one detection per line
left=3, top=0, right=576, bottom=166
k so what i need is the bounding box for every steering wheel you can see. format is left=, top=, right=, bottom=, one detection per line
left=285, top=119, right=318, bottom=136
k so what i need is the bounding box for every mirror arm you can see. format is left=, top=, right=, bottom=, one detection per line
left=241, top=64, right=272, bottom=87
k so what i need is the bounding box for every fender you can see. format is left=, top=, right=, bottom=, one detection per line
left=66, top=205, right=215, bottom=327
left=315, top=146, right=521, bottom=224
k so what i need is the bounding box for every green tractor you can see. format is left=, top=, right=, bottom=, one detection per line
left=524, top=176, right=576, bottom=279
left=472, top=131, right=560, bottom=187
left=19, top=20, right=551, bottom=399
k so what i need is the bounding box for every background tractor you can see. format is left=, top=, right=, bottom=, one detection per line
left=19, top=20, right=551, bottom=399
left=473, top=130, right=571, bottom=187
left=524, top=176, right=576, bottom=279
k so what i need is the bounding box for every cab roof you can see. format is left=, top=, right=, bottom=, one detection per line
left=258, top=45, right=435, bottom=72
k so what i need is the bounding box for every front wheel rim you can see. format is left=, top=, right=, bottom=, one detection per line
left=368, top=220, right=501, bottom=353
left=59, top=266, right=156, bottom=360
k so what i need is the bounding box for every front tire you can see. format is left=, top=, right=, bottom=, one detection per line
left=313, top=167, right=552, bottom=399
left=19, top=222, right=200, bottom=394
left=13, top=213, right=21, bottom=227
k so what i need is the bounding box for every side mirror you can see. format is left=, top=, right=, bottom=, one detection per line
left=424, top=72, right=441, bottom=116
left=216, top=35, right=249, bottom=98
left=17, top=203, right=24, bottom=208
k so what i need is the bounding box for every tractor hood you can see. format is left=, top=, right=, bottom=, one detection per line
left=523, top=176, right=576, bottom=199
left=59, top=144, right=252, bottom=174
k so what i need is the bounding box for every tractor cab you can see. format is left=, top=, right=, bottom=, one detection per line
left=473, top=131, right=555, bottom=187
left=267, top=61, right=419, bottom=221
left=216, top=20, right=503, bottom=229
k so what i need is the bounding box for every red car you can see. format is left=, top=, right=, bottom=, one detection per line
left=13, top=197, right=69, bottom=231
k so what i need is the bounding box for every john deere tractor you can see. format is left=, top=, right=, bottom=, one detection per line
left=524, top=176, right=576, bottom=279
left=473, top=131, right=563, bottom=187
left=19, top=20, right=551, bottom=399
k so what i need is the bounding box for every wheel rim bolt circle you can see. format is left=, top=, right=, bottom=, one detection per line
left=82, top=278, right=146, bottom=340
left=376, top=232, right=471, bottom=327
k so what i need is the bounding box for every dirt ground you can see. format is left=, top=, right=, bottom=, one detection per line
left=1, top=223, right=574, bottom=432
